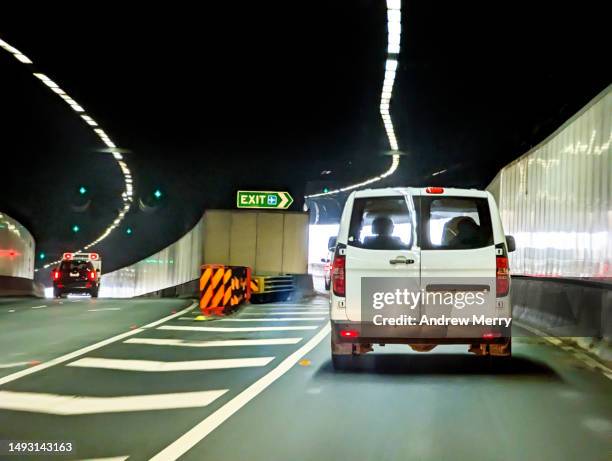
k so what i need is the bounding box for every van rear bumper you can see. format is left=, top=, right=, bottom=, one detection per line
left=331, top=321, right=510, bottom=344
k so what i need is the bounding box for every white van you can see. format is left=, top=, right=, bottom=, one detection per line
left=329, top=187, right=515, bottom=368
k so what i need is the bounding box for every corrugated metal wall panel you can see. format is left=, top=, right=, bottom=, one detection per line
left=489, top=85, right=611, bottom=278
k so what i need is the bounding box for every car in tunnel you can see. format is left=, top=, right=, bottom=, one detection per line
left=322, top=236, right=337, bottom=291
left=52, top=253, right=101, bottom=298
left=329, top=186, right=515, bottom=368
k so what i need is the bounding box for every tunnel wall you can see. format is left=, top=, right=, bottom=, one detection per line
left=488, top=85, right=611, bottom=279
left=100, top=209, right=310, bottom=298
left=202, top=210, right=309, bottom=275
left=0, top=212, right=36, bottom=279
left=100, top=217, right=204, bottom=298
left=0, top=212, right=44, bottom=297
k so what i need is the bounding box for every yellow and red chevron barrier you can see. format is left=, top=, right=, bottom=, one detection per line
left=199, top=264, right=252, bottom=316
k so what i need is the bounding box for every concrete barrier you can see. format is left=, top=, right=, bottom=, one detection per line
left=0, top=275, right=45, bottom=298
left=511, top=276, right=612, bottom=364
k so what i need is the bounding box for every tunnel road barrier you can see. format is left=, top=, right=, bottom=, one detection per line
left=250, top=275, right=297, bottom=303
left=199, top=264, right=252, bottom=316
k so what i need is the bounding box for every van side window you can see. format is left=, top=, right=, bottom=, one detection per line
left=421, top=197, right=493, bottom=250
left=348, top=197, right=413, bottom=250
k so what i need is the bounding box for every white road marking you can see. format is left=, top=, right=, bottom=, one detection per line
left=0, top=362, right=30, bottom=369
left=150, top=323, right=331, bottom=461
left=88, top=308, right=121, bottom=312
left=67, top=356, right=274, bottom=372
left=76, top=457, right=129, bottom=461
left=0, top=302, right=197, bottom=386
left=265, top=303, right=326, bottom=307
left=158, top=325, right=318, bottom=333
left=0, top=389, right=227, bottom=415
left=31, top=305, right=47, bottom=309
left=124, top=338, right=302, bottom=347
left=219, top=317, right=325, bottom=322
left=242, top=311, right=328, bottom=315
left=247, top=307, right=327, bottom=311
left=8, top=309, right=15, bottom=313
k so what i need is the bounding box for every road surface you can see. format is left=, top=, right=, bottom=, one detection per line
left=0, top=296, right=610, bottom=460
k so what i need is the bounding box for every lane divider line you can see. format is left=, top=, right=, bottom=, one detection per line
left=0, top=301, right=197, bottom=387
left=158, top=325, right=318, bottom=333
left=88, top=308, right=121, bottom=312
left=218, top=317, right=326, bottom=322
left=0, top=389, right=227, bottom=415
left=240, top=310, right=329, bottom=315
left=245, top=307, right=327, bottom=311
left=124, top=338, right=303, bottom=348
left=31, top=305, right=47, bottom=309
left=67, top=356, right=274, bottom=372
left=0, top=362, right=32, bottom=369
left=150, top=322, right=331, bottom=461
left=75, top=457, right=129, bottom=461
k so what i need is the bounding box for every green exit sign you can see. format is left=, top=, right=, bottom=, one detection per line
left=236, top=190, right=294, bottom=210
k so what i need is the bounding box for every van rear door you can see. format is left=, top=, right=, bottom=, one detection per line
left=344, top=192, right=420, bottom=322
left=418, top=192, right=497, bottom=336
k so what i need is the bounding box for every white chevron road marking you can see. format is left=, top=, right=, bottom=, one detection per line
left=67, top=356, right=274, bottom=372
left=158, top=325, right=318, bottom=333
left=124, top=337, right=302, bottom=347
left=0, top=389, right=227, bottom=415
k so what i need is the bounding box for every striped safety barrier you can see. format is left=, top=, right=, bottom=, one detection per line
left=199, top=264, right=252, bottom=315
left=250, top=275, right=296, bottom=303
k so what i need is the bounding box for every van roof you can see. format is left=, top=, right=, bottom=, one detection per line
left=352, top=187, right=490, bottom=199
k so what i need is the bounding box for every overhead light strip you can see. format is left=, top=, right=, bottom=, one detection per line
left=0, top=36, right=134, bottom=270
left=305, top=0, right=402, bottom=199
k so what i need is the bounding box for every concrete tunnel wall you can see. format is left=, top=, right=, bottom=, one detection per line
left=0, top=212, right=36, bottom=279
left=100, top=210, right=310, bottom=298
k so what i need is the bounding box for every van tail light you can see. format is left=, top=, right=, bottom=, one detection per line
left=52, top=270, right=60, bottom=281
left=483, top=331, right=502, bottom=340
left=340, top=329, right=359, bottom=338
left=425, top=187, right=444, bottom=194
left=88, top=270, right=96, bottom=281
left=331, top=253, right=346, bottom=297
left=496, top=256, right=510, bottom=297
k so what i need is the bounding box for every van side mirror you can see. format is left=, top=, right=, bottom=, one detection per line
left=506, top=235, right=516, bottom=253
left=328, top=236, right=337, bottom=252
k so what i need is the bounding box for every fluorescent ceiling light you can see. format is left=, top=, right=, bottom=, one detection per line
left=14, top=53, right=32, bottom=64
left=385, top=59, right=398, bottom=71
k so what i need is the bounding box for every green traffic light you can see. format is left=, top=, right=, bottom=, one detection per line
left=79, top=186, right=87, bottom=195
left=126, top=227, right=133, bottom=235
left=39, top=252, right=46, bottom=260
left=72, top=225, right=80, bottom=233
left=154, top=189, right=162, bottom=199
left=323, top=187, right=330, bottom=193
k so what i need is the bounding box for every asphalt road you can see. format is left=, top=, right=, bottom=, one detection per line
left=0, top=296, right=610, bottom=461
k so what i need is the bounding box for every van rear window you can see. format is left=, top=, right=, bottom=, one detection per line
left=60, top=260, right=93, bottom=272
left=348, top=196, right=413, bottom=250
left=420, top=197, right=493, bottom=250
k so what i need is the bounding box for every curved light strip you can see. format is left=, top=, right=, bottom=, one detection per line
left=0, top=37, right=133, bottom=270
left=305, top=0, right=402, bottom=199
